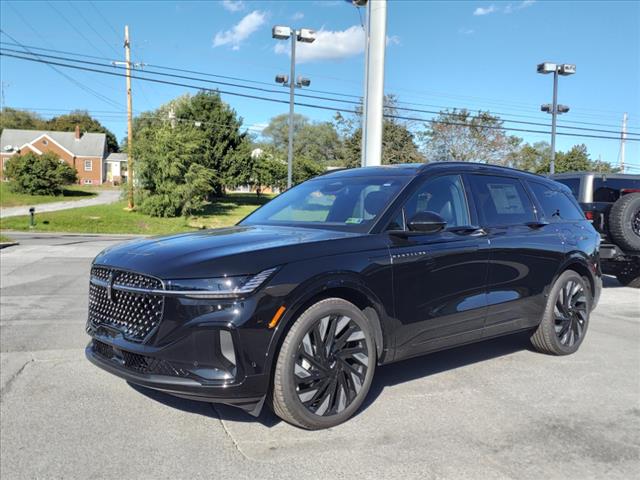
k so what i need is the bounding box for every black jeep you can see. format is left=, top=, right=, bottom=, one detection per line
left=552, top=172, right=640, bottom=287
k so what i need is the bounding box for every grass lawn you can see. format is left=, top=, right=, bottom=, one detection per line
left=0, top=193, right=273, bottom=235
left=0, top=234, right=13, bottom=243
left=0, top=182, right=101, bottom=208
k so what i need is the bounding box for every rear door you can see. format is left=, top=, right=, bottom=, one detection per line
left=465, top=174, right=564, bottom=337
left=389, top=174, right=490, bottom=360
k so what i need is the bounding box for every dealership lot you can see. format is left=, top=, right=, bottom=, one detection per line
left=1, top=233, right=638, bottom=479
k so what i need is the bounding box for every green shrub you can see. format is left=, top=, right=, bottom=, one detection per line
left=5, top=152, right=78, bottom=195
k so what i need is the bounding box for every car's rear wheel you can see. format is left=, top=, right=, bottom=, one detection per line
left=271, top=298, right=376, bottom=429
left=530, top=270, right=591, bottom=355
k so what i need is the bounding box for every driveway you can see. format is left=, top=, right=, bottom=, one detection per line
left=0, top=190, right=121, bottom=219
left=1, top=233, right=639, bottom=479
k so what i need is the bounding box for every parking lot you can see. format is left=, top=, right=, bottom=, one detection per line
left=1, top=232, right=639, bottom=479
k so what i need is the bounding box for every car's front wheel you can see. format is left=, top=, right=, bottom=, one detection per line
left=271, top=298, right=376, bottom=429
left=530, top=270, right=592, bottom=355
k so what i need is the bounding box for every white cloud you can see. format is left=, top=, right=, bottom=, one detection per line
left=386, top=35, right=401, bottom=46
left=213, top=10, right=266, bottom=49
left=221, top=0, right=245, bottom=12
left=292, top=11, right=304, bottom=21
left=273, top=26, right=400, bottom=63
left=458, top=28, right=475, bottom=35
left=275, top=25, right=365, bottom=63
left=473, top=5, right=496, bottom=16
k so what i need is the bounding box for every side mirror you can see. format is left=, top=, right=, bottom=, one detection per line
left=407, top=211, right=447, bottom=233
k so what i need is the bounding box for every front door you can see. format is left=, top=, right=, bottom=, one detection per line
left=390, top=174, right=490, bottom=361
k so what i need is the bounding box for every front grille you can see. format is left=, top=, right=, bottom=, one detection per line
left=88, top=266, right=164, bottom=342
left=92, top=340, right=188, bottom=377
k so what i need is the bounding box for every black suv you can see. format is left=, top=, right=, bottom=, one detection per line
left=86, top=163, right=601, bottom=429
left=552, top=172, right=640, bottom=287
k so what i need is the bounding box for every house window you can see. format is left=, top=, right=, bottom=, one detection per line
left=84, top=160, right=92, bottom=171
left=83, top=179, right=93, bottom=185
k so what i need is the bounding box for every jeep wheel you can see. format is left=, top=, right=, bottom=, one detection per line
left=609, top=193, right=640, bottom=251
left=616, top=272, right=640, bottom=288
left=271, top=298, right=376, bottom=429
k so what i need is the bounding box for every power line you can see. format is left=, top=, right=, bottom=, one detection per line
left=3, top=39, right=638, bottom=132
left=0, top=28, right=122, bottom=109
left=66, top=0, right=120, bottom=58
left=3, top=50, right=638, bottom=145
left=45, top=1, right=110, bottom=59
left=3, top=46, right=638, bottom=140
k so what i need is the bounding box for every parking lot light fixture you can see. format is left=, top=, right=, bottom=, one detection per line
left=537, top=61, right=576, bottom=174
left=272, top=25, right=316, bottom=189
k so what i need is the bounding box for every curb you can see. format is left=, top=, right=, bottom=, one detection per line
left=0, top=242, right=19, bottom=249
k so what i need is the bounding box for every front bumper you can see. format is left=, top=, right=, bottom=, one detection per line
left=86, top=339, right=269, bottom=415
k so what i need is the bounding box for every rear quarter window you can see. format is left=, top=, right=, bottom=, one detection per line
left=467, top=174, right=535, bottom=226
left=554, top=177, right=581, bottom=198
left=529, top=181, right=585, bottom=221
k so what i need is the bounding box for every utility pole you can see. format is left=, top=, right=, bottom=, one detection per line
left=361, top=0, right=387, bottom=167
left=124, top=25, right=134, bottom=209
left=113, top=26, right=135, bottom=208
left=620, top=112, right=628, bottom=173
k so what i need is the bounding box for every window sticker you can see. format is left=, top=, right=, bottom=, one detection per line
left=487, top=183, right=525, bottom=214
left=345, top=217, right=364, bottom=224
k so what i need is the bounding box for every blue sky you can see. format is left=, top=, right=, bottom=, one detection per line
left=1, top=0, right=638, bottom=170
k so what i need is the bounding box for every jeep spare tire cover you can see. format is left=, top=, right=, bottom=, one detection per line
left=609, top=192, right=640, bottom=251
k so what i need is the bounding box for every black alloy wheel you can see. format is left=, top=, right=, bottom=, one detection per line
left=293, top=314, right=368, bottom=416
left=632, top=210, right=640, bottom=237
left=553, top=279, right=588, bottom=347
left=530, top=270, right=591, bottom=355
left=271, top=298, right=376, bottom=429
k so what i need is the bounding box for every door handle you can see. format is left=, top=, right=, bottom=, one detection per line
left=525, top=221, right=550, bottom=229
left=449, top=225, right=487, bottom=236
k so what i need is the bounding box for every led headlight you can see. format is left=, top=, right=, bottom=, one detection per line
left=165, top=267, right=278, bottom=299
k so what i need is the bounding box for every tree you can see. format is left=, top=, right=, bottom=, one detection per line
left=0, top=108, right=46, bottom=133
left=133, top=91, right=252, bottom=216
left=334, top=95, right=425, bottom=167
left=262, top=113, right=308, bottom=151
left=261, top=114, right=343, bottom=168
left=511, top=142, right=618, bottom=174
left=134, top=123, right=215, bottom=217
left=422, top=109, right=521, bottom=164
left=46, top=110, right=119, bottom=153
left=5, top=152, right=77, bottom=195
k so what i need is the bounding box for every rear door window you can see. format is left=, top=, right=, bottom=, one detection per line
left=467, top=174, right=535, bottom=227
left=528, top=181, right=585, bottom=221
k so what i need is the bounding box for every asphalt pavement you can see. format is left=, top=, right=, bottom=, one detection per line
left=1, top=233, right=639, bottom=479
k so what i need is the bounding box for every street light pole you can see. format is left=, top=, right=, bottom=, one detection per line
left=550, top=69, right=559, bottom=175
left=273, top=26, right=315, bottom=189
left=287, top=34, right=296, bottom=189
left=537, top=62, right=575, bottom=175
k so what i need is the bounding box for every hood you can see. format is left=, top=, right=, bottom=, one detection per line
left=93, top=225, right=363, bottom=278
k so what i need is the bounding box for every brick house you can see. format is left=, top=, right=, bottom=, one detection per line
left=0, top=127, right=116, bottom=185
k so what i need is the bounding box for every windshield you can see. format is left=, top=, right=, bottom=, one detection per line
left=240, top=175, right=410, bottom=232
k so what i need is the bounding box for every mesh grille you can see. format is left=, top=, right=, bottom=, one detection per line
left=92, top=341, right=188, bottom=377
left=88, top=266, right=164, bottom=342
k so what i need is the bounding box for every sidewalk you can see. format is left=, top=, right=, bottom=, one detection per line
left=0, top=190, right=121, bottom=219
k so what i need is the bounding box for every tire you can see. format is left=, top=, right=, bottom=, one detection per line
left=616, top=273, right=640, bottom=288
left=530, top=270, right=592, bottom=355
left=608, top=193, right=640, bottom=251
left=271, top=298, right=376, bottom=429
